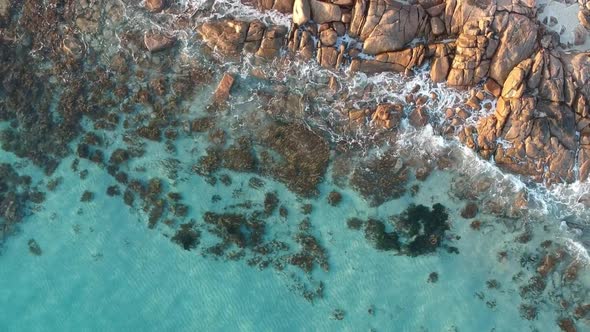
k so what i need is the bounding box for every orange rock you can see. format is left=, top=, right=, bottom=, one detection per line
left=484, top=78, right=502, bottom=97
left=146, top=0, right=165, bottom=12
left=213, top=73, right=235, bottom=104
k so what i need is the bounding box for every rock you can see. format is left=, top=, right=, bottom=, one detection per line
left=430, top=44, right=450, bottom=83
left=256, top=25, right=287, bottom=58
left=557, top=318, right=577, bottom=332
left=320, top=29, right=338, bottom=46
left=333, top=22, right=346, bottom=36
left=368, top=45, right=426, bottom=74
left=350, top=154, right=408, bottom=206
left=0, top=0, right=9, bottom=20
left=371, top=103, right=402, bottom=129
left=327, top=191, right=342, bottom=206
left=579, top=10, right=590, bottom=29
left=409, top=106, right=429, bottom=127
left=444, top=0, right=496, bottom=35
left=144, top=32, right=176, bottom=52
left=447, top=20, right=495, bottom=87
left=363, top=5, right=427, bottom=54
left=172, top=223, right=200, bottom=250
left=293, top=0, right=311, bottom=25
left=461, top=202, right=478, bottom=219
left=484, top=78, right=502, bottom=97
left=539, top=53, right=565, bottom=103
left=502, top=59, right=532, bottom=99
left=75, top=17, right=99, bottom=33
left=427, top=272, right=439, bottom=283
left=318, top=46, right=338, bottom=68
left=309, top=0, right=341, bottom=24
left=489, top=13, right=538, bottom=84
left=348, top=0, right=368, bottom=38
left=431, top=17, right=445, bottom=36
left=214, top=73, right=235, bottom=104
left=197, top=20, right=249, bottom=56
left=243, top=20, right=265, bottom=53
left=574, top=25, right=587, bottom=45
left=28, top=239, right=42, bottom=256
left=257, top=122, right=330, bottom=197
left=145, top=0, right=165, bottom=12
left=62, top=36, right=85, bottom=59
left=273, top=0, right=294, bottom=13
left=569, top=53, right=590, bottom=99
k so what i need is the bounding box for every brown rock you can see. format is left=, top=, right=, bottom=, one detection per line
left=574, top=25, right=587, bottom=45
left=318, top=46, right=338, bottom=68
left=243, top=20, right=265, bottom=53
left=569, top=53, right=590, bottom=99
left=371, top=103, right=402, bottom=129
left=348, top=0, right=368, bottom=38
left=431, top=17, right=445, bottom=36
left=409, top=107, right=429, bottom=127
left=489, top=13, right=538, bottom=84
left=539, top=53, right=565, bottom=103
left=426, top=3, right=445, bottom=17
left=0, top=0, right=10, bottom=20
left=501, top=59, right=532, bottom=99
left=430, top=44, right=450, bottom=83
left=146, top=0, right=165, bottom=12
left=484, top=78, right=502, bottom=97
left=363, top=5, right=426, bottom=54
left=333, top=22, right=346, bottom=36
left=144, top=32, right=176, bottom=52
left=256, top=25, right=287, bottom=58
left=214, top=73, right=235, bottom=104
left=273, top=0, right=294, bottom=13
left=293, top=0, right=311, bottom=25
left=579, top=10, right=590, bottom=29
left=349, top=109, right=367, bottom=124
left=444, top=0, right=495, bottom=35
left=557, top=318, right=577, bottom=332
left=320, top=29, right=338, bottom=46
left=197, top=20, right=249, bottom=56
left=461, top=202, right=478, bottom=219
left=309, top=0, right=341, bottom=24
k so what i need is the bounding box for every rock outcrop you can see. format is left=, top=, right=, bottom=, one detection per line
left=194, top=0, right=590, bottom=184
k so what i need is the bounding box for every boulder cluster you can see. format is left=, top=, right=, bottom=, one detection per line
left=194, top=0, right=590, bottom=185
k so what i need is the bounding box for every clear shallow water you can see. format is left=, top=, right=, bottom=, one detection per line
left=1, top=0, right=590, bottom=331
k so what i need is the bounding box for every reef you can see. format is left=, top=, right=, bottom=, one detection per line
left=171, top=222, right=201, bottom=251
left=351, top=203, right=452, bottom=256
left=0, top=164, right=43, bottom=246
left=349, top=153, right=408, bottom=206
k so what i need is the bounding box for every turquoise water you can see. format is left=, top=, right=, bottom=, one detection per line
left=1, top=0, right=590, bottom=331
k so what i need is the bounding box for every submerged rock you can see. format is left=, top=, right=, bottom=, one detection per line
left=350, top=154, right=408, bottom=206
left=171, top=223, right=200, bottom=250
left=327, top=191, right=342, bottom=206
left=257, top=122, right=330, bottom=197
left=27, top=239, right=42, bottom=256
left=144, top=32, right=176, bottom=52
left=364, top=219, right=400, bottom=251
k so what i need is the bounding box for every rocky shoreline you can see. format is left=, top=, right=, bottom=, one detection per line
left=192, top=0, right=590, bottom=185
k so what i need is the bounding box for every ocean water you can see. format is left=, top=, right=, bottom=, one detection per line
left=1, top=1, right=590, bottom=331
